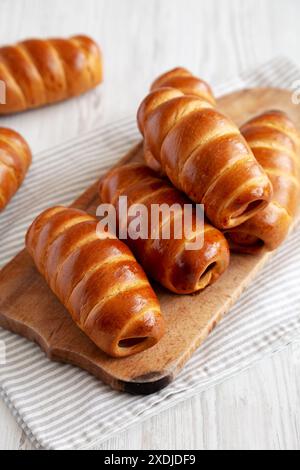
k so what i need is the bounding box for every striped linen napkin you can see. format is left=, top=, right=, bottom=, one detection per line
left=0, top=57, right=300, bottom=450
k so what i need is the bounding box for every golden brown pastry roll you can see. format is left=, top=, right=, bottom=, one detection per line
left=137, top=68, right=273, bottom=230
left=0, top=35, right=102, bottom=114
left=26, top=206, right=164, bottom=357
left=0, top=127, right=32, bottom=211
left=100, top=163, right=230, bottom=294
left=150, top=67, right=216, bottom=105
left=225, top=110, right=299, bottom=253
left=139, top=68, right=216, bottom=174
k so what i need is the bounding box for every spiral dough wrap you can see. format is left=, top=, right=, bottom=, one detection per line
left=0, top=35, right=102, bottom=114
left=138, top=67, right=273, bottom=230
left=26, top=206, right=164, bottom=358
left=226, top=110, right=300, bottom=253
left=0, top=127, right=32, bottom=211
left=100, top=163, right=230, bottom=294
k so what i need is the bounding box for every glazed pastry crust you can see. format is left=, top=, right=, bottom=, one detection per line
left=26, top=206, right=164, bottom=357
left=138, top=68, right=273, bottom=230
left=0, top=35, right=102, bottom=114
left=0, top=127, right=32, bottom=211
left=100, top=163, right=230, bottom=294
left=226, top=110, right=300, bottom=253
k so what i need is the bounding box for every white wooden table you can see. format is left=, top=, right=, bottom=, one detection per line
left=1, top=0, right=300, bottom=450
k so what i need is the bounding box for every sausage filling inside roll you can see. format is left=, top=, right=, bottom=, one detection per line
left=137, top=67, right=273, bottom=230
left=100, top=163, right=230, bottom=294
left=225, top=110, right=299, bottom=253
left=26, top=206, right=165, bottom=357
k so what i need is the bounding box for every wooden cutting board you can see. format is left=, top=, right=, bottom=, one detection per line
left=0, top=87, right=299, bottom=395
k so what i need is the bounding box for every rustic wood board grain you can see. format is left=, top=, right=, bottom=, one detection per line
left=0, top=87, right=299, bottom=395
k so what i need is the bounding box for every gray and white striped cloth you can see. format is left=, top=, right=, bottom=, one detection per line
left=1, top=57, right=300, bottom=450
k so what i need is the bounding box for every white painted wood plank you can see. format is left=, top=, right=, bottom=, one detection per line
left=93, top=346, right=300, bottom=450
left=0, top=0, right=300, bottom=450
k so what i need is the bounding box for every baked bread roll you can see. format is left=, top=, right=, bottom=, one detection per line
left=100, top=163, right=230, bottom=294
left=141, top=67, right=215, bottom=173
left=0, top=35, right=102, bottom=114
left=225, top=110, right=299, bottom=253
left=26, top=206, right=164, bottom=357
left=0, top=127, right=32, bottom=211
left=150, top=67, right=216, bottom=105
left=137, top=68, right=273, bottom=230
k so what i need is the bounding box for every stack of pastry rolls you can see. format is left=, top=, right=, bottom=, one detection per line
left=137, top=67, right=274, bottom=230
left=24, top=66, right=299, bottom=359
left=137, top=67, right=299, bottom=254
